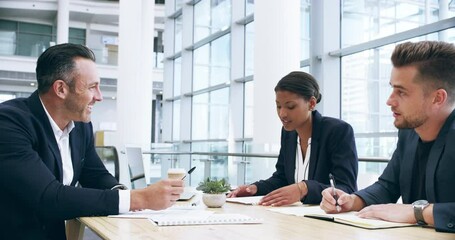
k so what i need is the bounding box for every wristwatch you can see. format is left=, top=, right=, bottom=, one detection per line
left=412, top=200, right=429, bottom=225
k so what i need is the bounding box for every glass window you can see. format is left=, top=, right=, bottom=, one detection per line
left=301, top=0, right=310, bottom=60
left=244, top=22, right=254, bottom=76
left=174, top=15, right=183, bottom=53
left=68, top=28, right=86, bottom=45
left=245, top=0, right=254, bottom=16
left=172, top=100, right=181, bottom=141
left=0, top=93, right=15, bottom=103
left=194, top=0, right=231, bottom=43
left=0, top=20, right=86, bottom=57
left=341, top=45, right=396, bottom=158
left=175, top=0, right=183, bottom=10
left=17, top=22, right=52, bottom=57
left=193, top=34, right=231, bottom=91
left=243, top=81, right=253, bottom=138
left=173, top=57, right=182, bottom=97
left=341, top=0, right=443, bottom=47
left=153, top=31, right=164, bottom=69
left=341, top=32, right=454, bottom=159
left=190, top=142, right=228, bottom=186
left=192, top=87, right=229, bottom=140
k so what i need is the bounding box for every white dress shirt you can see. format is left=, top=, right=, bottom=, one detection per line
left=295, top=137, right=311, bottom=182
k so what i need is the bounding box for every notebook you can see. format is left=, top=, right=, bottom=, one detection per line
left=151, top=213, right=264, bottom=226
left=178, top=190, right=196, bottom=201
left=110, top=209, right=263, bottom=226
left=226, top=196, right=264, bottom=205
left=268, top=205, right=415, bottom=229
left=302, top=206, right=414, bottom=229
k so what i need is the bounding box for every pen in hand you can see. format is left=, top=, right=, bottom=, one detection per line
left=181, top=166, right=196, bottom=180
left=329, top=173, right=341, bottom=212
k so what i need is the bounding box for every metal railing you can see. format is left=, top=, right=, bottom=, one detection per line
left=143, top=150, right=389, bottom=162
left=142, top=150, right=389, bottom=185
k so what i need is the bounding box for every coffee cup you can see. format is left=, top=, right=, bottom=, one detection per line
left=167, top=168, right=186, bottom=179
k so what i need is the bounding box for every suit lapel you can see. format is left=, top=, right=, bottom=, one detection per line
left=425, top=110, right=455, bottom=201
left=69, top=126, right=82, bottom=186
left=286, top=131, right=298, bottom=183
left=307, top=111, right=321, bottom=179
left=28, top=91, right=64, bottom=182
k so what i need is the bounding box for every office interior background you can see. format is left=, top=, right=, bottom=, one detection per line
left=1, top=0, right=455, bottom=189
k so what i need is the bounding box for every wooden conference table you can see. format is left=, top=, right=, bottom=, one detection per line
left=68, top=200, right=454, bottom=240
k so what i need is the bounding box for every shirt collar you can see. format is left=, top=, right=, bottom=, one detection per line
left=39, top=97, right=75, bottom=137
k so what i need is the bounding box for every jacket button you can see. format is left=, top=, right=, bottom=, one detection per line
left=447, top=223, right=454, bottom=228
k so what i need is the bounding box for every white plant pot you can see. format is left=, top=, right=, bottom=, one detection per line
left=202, top=193, right=226, bottom=208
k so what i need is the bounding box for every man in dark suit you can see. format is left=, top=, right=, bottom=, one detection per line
left=320, top=41, right=455, bottom=233
left=0, top=43, right=184, bottom=239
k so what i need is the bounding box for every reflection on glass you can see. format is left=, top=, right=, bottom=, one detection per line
left=190, top=142, right=229, bottom=186
left=245, top=0, right=254, bottom=16
left=175, top=15, right=183, bottom=53
left=194, top=0, right=231, bottom=43
left=341, top=46, right=396, bottom=158
left=173, top=57, right=182, bottom=97
left=172, top=100, right=181, bottom=141
left=244, top=81, right=253, bottom=138
left=243, top=142, right=279, bottom=185
left=193, top=34, right=231, bottom=91
left=301, top=0, right=311, bottom=60
left=192, top=88, right=229, bottom=140
left=175, top=0, right=184, bottom=10
left=341, top=0, right=447, bottom=47
left=245, top=22, right=254, bottom=76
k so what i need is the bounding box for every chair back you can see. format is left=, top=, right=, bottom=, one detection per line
left=125, top=146, right=147, bottom=189
left=95, top=146, right=120, bottom=181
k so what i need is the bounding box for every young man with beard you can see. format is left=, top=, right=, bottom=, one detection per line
left=320, top=41, right=455, bottom=233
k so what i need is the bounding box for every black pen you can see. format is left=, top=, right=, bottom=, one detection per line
left=181, top=166, right=196, bottom=180
left=329, top=173, right=341, bottom=212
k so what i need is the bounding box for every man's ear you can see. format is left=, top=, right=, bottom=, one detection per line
left=433, top=88, right=448, bottom=106
left=52, top=80, right=69, bottom=99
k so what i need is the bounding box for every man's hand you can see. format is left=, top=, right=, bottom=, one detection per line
left=320, top=188, right=363, bottom=213
left=258, top=183, right=307, bottom=207
left=130, top=179, right=184, bottom=211
left=357, top=204, right=416, bottom=223
left=227, top=185, right=257, bottom=198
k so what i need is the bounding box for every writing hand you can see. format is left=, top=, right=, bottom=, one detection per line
left=320, top=187, right=352, bottom=213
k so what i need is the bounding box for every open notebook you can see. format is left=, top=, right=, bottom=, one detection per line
left=109, top=208, right=263, bottom=226
left=268, top=205, right=415, bottom=230
left=305, top=211, right=415, bottom=229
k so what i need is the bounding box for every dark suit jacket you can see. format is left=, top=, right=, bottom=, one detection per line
left=0, top=91, right=120, bottom=240
left=254, top=110, right=358, bottom=204
left=356, top=110, right=455, bottom=233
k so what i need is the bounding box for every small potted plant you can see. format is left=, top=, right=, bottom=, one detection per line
left=196, top=177, right=231, bottom=208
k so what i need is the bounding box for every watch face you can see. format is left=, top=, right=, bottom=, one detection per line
left=413, top=200, right=429, bottom=206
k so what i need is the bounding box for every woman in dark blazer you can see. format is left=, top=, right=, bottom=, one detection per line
left=228, top=71, right=358, bottom=205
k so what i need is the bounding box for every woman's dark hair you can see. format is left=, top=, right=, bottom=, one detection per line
left=274, top=71, right=322, bottom=103
left=36, top=43, right=96, bottom=94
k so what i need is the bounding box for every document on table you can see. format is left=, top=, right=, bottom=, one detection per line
left=268, top=205, right=415, bottom=229
left=109, top=207, right=263, bottom=226
left=226, top=196, right=264, bottom=205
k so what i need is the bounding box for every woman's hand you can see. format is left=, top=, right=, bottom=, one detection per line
left=227, top=185, right=257, bottom=198
left=258, top=182, right=307, bottom=206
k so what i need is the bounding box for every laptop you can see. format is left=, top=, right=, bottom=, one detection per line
left=178, top=190, right=196, bottom=201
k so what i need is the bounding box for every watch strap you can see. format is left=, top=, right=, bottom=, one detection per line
left=413, top=201, right=428, bottom=225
